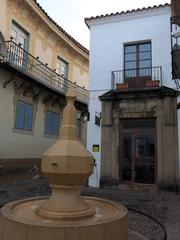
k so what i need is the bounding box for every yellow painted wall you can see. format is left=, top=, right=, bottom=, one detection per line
left=2, top=0, right=89, bottom=89
left=0, top=0, right=7, bottom=37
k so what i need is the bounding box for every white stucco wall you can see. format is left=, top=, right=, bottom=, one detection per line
left=87, top=5, right=178, bottom=187
left=88, top=90, right=106, bottom=187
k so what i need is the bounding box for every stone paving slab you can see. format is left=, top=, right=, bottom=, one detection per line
left=128, top=230, right=148, bottom=240
left=82, top=187, right=167, bottom=240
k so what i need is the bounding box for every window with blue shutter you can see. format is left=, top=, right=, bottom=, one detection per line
left=45, top=111, right=60, bottom=136
left=15, top=101, right=33, bottom=131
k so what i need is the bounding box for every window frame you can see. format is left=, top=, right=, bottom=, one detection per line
left=56, top=57, right=69, bottom=90
left=10, top=20, right=30, bottom=51
left=124, top=41, right=152, bottom=79
left=56, top=57, right=69, bottom=78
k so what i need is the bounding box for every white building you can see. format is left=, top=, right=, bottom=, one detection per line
left=86, top=3, right=180, bottom=191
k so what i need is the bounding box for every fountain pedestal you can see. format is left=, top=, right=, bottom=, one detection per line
left=0, top=87, right=128, bottom=240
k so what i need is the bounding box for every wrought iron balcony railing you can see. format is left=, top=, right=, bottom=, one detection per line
left=111, top=66, right=162, bottom=91
left=1, top=41, right=88, bottom=104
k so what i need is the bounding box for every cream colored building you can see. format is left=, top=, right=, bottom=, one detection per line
left=0, top=0, right=89, bottom=175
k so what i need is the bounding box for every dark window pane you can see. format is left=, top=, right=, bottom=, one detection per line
left=17, top=102, right=25, bottom=116
left=26, top=105, right=33, bottom=118
left=135, top=164, right=155, bottom=184
left=123, top=119, right=155, bottom=129
left=125, top=45, right=136, bottom=53
left=46, top=111, right=53, bottom=123
left=45, top=112, right=52, bottom=135
left=54, top=113, right=60, bottom=123
left=24, top=118, right=32, bottom=130
left=139, top=43, right=151, bottom=52
left=125, top=53, right=136, bottom=61
left=135, top=136, right=155, bottom=158
left=24, top=104, right=33, bottom=131
left=16, top=116, right=24, bottom=129
left=139, top=52, right=151, bottom=60
left=45, top=111, right=60, bottom=136
left=52, top=113, right=60, bottom=136
left=125, top=61, right=136, bottom=69
left=139, top=68, right=152, bottom=77
left=53, top=113, right=60, bottom=128
left=139, top=60, right=151, bottom=68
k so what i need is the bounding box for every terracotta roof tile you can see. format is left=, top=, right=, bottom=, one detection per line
left=85, top=3, right=170, bottom=27
left=32, top=0, right=89, bottom=54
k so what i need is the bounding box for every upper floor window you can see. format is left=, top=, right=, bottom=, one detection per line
left=55, top=58, right=69, bottom=90
left=124, top=42, right=151, bottom=78
left=45, top=111, right=60, bottom=136
left=10, top=21, right=29, bottom=50
left=15, top=101, right=33, bottom=131
left=10, top=22, right=29, bottom=69
left=56, top=58, right=68, bottom=78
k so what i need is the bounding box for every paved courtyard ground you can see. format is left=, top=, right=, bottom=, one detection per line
left=0, top=177, right=179, bottom=240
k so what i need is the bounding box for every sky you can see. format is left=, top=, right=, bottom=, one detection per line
left=37, top=0, right=171, bottom=49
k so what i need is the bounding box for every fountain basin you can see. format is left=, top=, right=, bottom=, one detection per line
left=0, top=196, right=128, bottom=240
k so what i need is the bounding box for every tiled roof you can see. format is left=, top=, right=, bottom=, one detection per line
left=32, top=0, right=89, bottom=54
left=85, top=3, right=170, bottom=27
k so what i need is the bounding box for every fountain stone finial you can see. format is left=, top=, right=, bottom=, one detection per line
left=36, top=85, right=95, bottom=219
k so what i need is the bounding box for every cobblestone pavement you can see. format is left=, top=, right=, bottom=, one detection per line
left=0, top=178, right=179, bottom=240
left=82, top=187, right=167, bottom=240
left=166, top=193, right=180, bottom=240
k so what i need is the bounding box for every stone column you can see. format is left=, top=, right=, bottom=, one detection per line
left=100, top=100, right=114, bottom=187
left=155, top=98, right=164, bottom=186
left=159, top=96, right=179, bottom=191
left=112, top=109, right=120, bottom=183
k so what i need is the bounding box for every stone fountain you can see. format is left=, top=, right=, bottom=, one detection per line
left=0, top=87, right=128, bottom=240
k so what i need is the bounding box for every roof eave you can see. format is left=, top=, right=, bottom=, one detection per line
left=26, top=0, right=89, bottom=58
left=85, top=3, right=171, bottom=27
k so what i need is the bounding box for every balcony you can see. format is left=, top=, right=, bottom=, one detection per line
left=1, top=41, right=88, bottom=104
left=111, top=66, right=162, bottom=91
left=171, top=16, right=180, bottom=87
